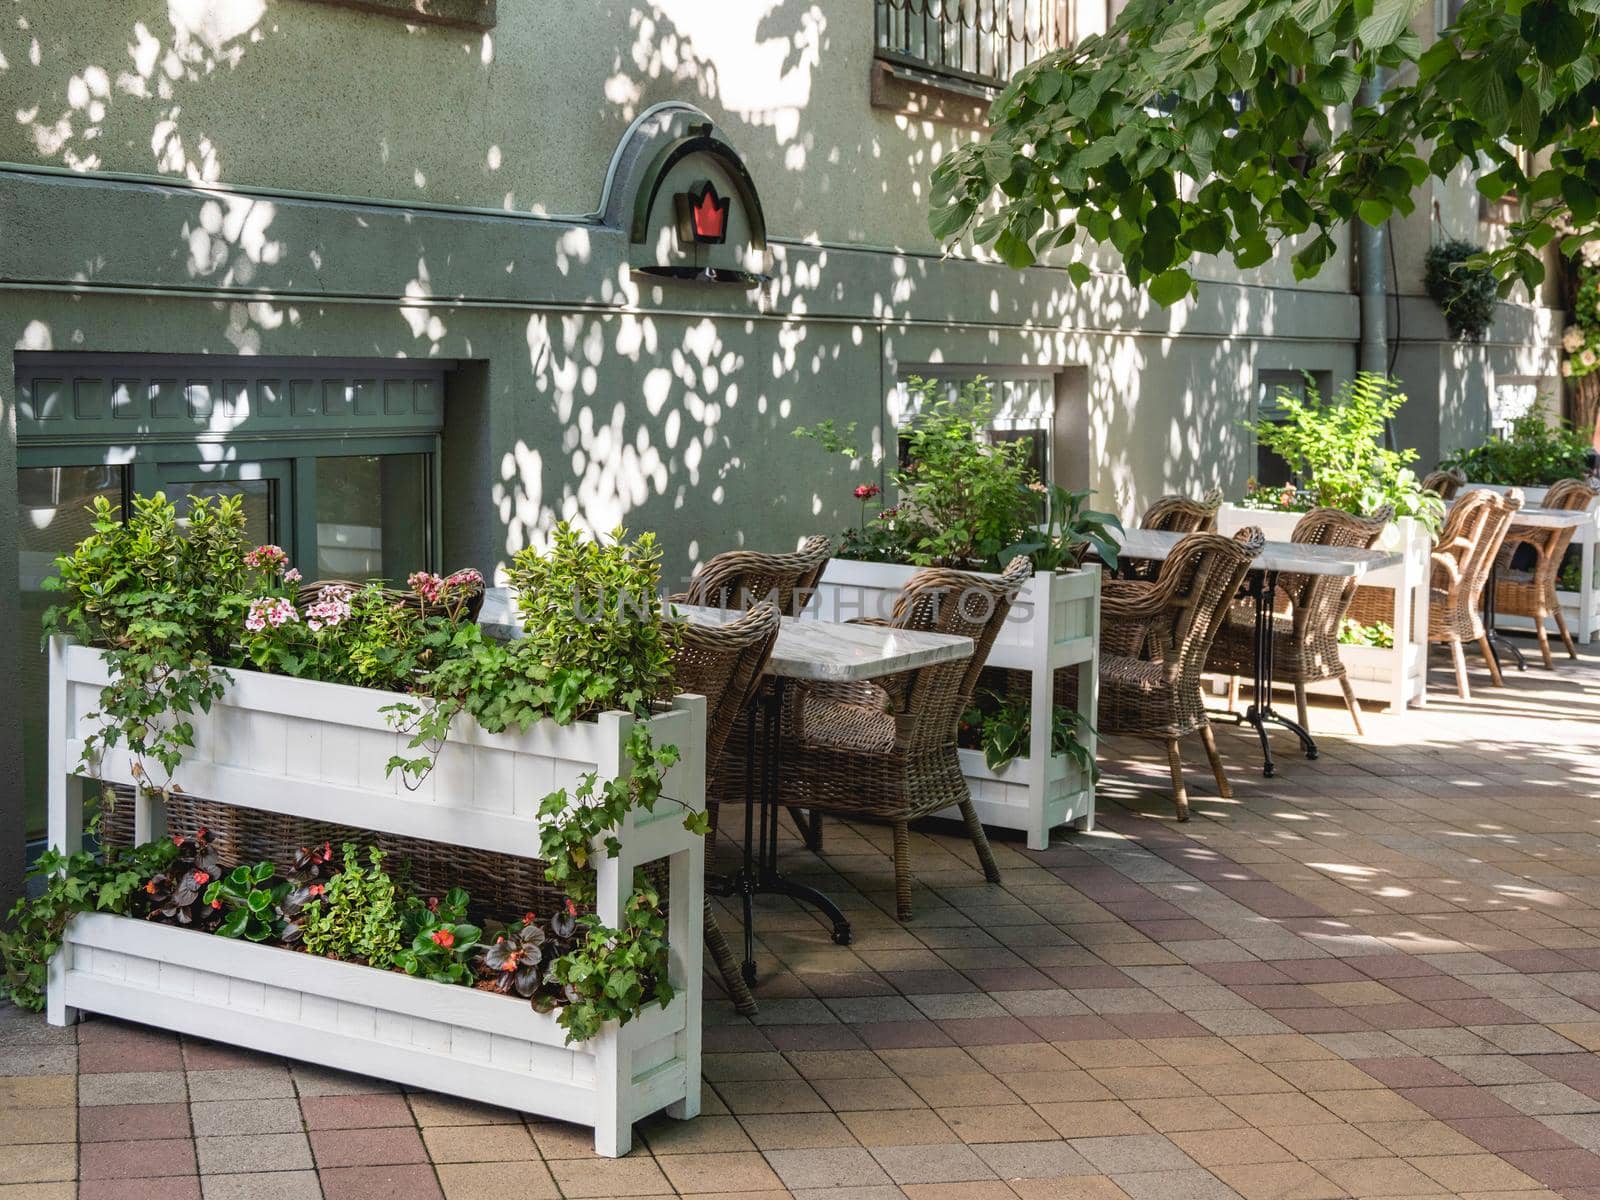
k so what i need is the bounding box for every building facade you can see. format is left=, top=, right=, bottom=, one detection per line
left=0, top=0, right=1563, bottom=901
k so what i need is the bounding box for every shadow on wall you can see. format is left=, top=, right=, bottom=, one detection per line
left=8, top=0, right=1282, bottom=575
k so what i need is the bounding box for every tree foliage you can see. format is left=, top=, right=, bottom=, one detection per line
left=930, top=0, right=1600, bottom=302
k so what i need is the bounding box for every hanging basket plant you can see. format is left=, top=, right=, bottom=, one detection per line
left=1423, top=238, right=1498, bottom=342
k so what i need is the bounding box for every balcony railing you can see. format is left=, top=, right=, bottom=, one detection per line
left=875, top=0, right=1071, bottom=91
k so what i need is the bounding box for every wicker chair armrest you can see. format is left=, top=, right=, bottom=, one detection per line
left=1430, top=548, right=1464, bottom=587
left=847, top=617, right=892, bottom=627
left=1101, top=578, right=1170, bottom=623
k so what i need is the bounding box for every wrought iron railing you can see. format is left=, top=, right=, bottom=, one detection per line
left=875, top=0, right=1071, bottom=89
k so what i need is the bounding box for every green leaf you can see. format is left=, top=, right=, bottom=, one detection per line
left=1357, top=199, right=1392, bottom=226
left=1357, top=0, right=1422, bottom=49
left=1148, top=268, right=1194, bottom=306
left=1521, top=2, right=1586, bottom=65
left=1067, top=261, right=1092, bottom=286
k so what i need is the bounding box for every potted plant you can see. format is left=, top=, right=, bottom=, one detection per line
left=794, top=377, right=1110, bottom=847
left=1221, top=374, right=1439, bottom=713
left=18, top=494, right=706, bottom=1158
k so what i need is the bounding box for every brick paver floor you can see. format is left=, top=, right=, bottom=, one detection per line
left=5, top=644, right=1600, bottom=1199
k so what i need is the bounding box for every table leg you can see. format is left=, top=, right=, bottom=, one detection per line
left=715, top=679, right=854, bottom=987
left=1232, top=569, right=1317, bottom=776
left=1481, top=568, right=1526, bottom=674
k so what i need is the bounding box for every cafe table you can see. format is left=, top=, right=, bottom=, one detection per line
left=477, top=588, right=973, bottom=984
left=1112, top=528, right=1404, bottom=777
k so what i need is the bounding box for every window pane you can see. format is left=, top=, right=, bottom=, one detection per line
left=173, top=480, right=275, bottom=546
left=18, top=466, right=126, bottom=841
left=315, top=454, right=430, bottom=581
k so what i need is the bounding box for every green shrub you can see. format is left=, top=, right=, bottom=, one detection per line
left=1440, top=404, right=1592, bottom=486
left=297, top=844, right=403, bottom=969
left=1251, top=373, right=1444, bottom=533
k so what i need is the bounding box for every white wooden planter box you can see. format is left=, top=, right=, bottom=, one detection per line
left=1460, top=482, right=1600, bottom=644
left=1216, top=505, right=1432, bottom=713
left=807, top=560, right=1100, bottom=849
left=46, top=638, right=707, bottom=1158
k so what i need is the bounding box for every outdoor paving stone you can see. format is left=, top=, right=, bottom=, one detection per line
left=79, top=1103, right=187, bottom=1143
left=187, top=1070, right=294, bottom=1103
left=0, top=1186, right=75, bottom=1200
left=200, top=1171, right=325, bottom=1200
left=0, top=1105, right=76, bottom=1144
left=317, top=1166, right=442, bottom=1200
left=0, top=1145, right=76, bottom=1185
left=77, top=1071, right=192, bottom=1107
left=972, top=1139, right=1097, bottom=1178
left=432, top=1162, right=557, bottom=1200
left=1412, top=1152, right=1546, bottom=1192
left=902, top=1072, right=1019, bottom=1108
left=403, top=1091, right=518, bottom=1126
left=1488, top=1080, right=1600, bottom=1115
left=1212, top=1160, right=1345, bottom=1200
left=298, top=1094, right=413, bottom=1130
left=1262, top=1121, right=1389, bottom=1161
left=291, top=1068, right=395, bottom=1098
left=1499, top=1147, right=1600, bottom=1188
left=79, top=1182, right=201, bottom=1200
left=1307, top=1087, right=1428, bottom=1123
left=1126, top=1096, right=1249, bottom=1133
left=762, top=1147, right=892, bottom=1190
left=0, top=1075, right=74, bottom=1107
left=80, top=1139, right=197, bottom=1180
left=196, top=1133, right=314, bottom=1174
left=1299, top=1158, right=1440, bottom=1200
left=79, top=1038, right=184, bottom=1074
left=870, top=1142, right=994, bottom=1184
left=191, top=1099, right=304, bottom=1137
left=637, top=1112, right=754, bottom=1154
left=1447, top=1113, right=1580, bottom=1151
left=714, top=1077, right=830, bottom=1113
left=740, top=1111, right=858, bottom=1150
left=658, top=1149, right=784, bottom=1193
left=1111, top=1167, right=1245, bottom=1200
left=1069, top=1133, right=1197, bottom=1174
left=1168, top=1128, right=1295, bottom=1167
left=416, top=1124, right=536, bottom=1164
left=1355, top=1119, right=1482, bottom=1157
left=0, top=1047, right=77, bottom=1077
left=936, top=1102, right=1058, bottom=1143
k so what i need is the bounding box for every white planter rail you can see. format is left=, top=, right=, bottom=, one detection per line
left=807, top=561, right=1100, bottom=849
left=47, top=638, right=707, bottom=1158
left=1460, top=482, right=1600, bottom=644
left=1216, top=505, right=1432, bottom=713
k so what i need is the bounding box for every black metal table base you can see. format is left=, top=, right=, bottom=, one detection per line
left=1481, top=570, right=1528, bottom=674
left=1223, top=568, right=1319, bottom=777
left=711, top=677, right=851, bottom=986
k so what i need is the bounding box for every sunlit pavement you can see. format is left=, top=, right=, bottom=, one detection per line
left=5, top=636, right=1600, bottom=1199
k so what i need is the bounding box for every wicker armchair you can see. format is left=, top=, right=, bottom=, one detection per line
left=671, top=603, right=781, bottom=1017
left=1099, top=528, right=1265, bottom=821
left=1421, top=468, right=1467, bottom=500
left=1429, top=488, right=1524, bottom=698
left=1206, top=507, right=1391, bottom=736
left=774, top=557, right=1031, bottom=920
left=675, top=535, right=833, bottom=842
left=1494, top=478, right=1597, bottom=667
left=674, top=535, right=832, bottom=613
left=1141, top=487, right=1223, bottom=534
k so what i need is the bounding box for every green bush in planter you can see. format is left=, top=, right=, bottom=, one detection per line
left=1250, top=373, right=1444, bottom=534
left=1439, top=403, right=1592, bottom=487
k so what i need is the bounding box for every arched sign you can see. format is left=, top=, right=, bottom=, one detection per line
left=600, top=104, right=769, bottom=288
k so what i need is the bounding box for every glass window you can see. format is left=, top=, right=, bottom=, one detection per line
left=315, top=453, right=431, bottom=581
left=18, top=466, right=128, bottom=841
left=1255, top=370, right=1330, bottom=488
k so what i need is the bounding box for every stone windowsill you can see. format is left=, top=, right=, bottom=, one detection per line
left=868, top=58, right=995, bottom=129
left=299, top=0, right=497, bottom=30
